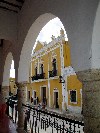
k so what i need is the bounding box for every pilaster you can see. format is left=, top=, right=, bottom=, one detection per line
left=77, top=69, right=100, bottom=133
left=16, top=81, right=27, bottom=133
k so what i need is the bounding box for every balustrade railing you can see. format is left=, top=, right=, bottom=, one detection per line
left=6, top=96, right=18, bottom=124
left=49, top=70, right=57, bottom=77
left=5, top=98, right=84, bottom=133
left=31, top=73, right=45, bottom=81
left=22, top=104, right=84, bottom=133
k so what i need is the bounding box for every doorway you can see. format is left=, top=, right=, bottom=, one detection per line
left=54, top=91, right=59, bottom=108
left=41, top=86, right=47, bottom=105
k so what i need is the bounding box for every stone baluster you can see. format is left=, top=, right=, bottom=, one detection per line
left=77, top=69, right=100, bottom=133
left=16, top=81, right=27, bottom=133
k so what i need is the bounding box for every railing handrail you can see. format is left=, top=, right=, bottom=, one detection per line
left=22, top=103, right=84, bottom=126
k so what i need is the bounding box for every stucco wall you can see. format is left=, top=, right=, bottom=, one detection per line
left=0, top=9, right=18, bottom=85
left=92, top=1, right=100, bottom=69
left=0, top=0, right=99, bottom=83
left=17, top=0, right=99, bottom=83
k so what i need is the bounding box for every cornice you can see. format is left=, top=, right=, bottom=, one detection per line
left=31, top=31, right=65, bottom=59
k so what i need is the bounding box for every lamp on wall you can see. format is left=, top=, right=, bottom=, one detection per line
left=59, top=76, right=65, bottom=83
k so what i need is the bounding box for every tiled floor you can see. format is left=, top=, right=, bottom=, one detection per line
left=0, top=115, right=17, bottom=133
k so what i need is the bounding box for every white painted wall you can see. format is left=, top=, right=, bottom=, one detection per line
left=0, top=9, right=18, bottom=84
left=92, top=1, right=100, bottom=69
left=0, top=0, right=99, bottom=83
left=17, top=0, right=99, bottom=82
left=2, top=52, right=13, bottom=86
left=18, top=13, right=56, bottom=82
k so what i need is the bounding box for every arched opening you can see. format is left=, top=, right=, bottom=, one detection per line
left=18, top=13, right=82, bottom=114
left=32, top=17, right=68, bottom=53
left=18, top=13, right=56, bottom=82
left=2, top=52, right=13, bottom=99
left=2, top=52, right=17, bottom=100
left=2, top=52, right=13, bottom=87
left=29, top=17, right=68, bottom=108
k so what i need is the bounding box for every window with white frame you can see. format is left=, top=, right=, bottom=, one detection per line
left=52, top=58, right=57, bottom=71
left=34, top=62, right=38, bottom=75
left=39, top=63, right=44, bottom=74
left=39, top=58, right=44, bottom=74
left=51, top=52, right=57, bottom=71
left=70, top=90, right=77, bottom=103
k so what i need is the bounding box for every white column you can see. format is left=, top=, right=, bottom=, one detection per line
left=65, top=77, right=68, bottom=109
left=48, top=54, right=51, bottom=107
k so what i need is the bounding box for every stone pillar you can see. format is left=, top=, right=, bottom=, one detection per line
left=2, top=86, right=9, bottom=101
left=77, top=69, right=100, bottom=133
left=16, top=82, right=27, bottom=133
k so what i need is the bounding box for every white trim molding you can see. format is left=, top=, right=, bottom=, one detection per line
left=63, top=66, right=76, bottom=77
left=31, top=32, right=65, bottom=59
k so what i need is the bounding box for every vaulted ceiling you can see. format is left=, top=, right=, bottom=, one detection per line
left=0, top=0, right=25, bottom=13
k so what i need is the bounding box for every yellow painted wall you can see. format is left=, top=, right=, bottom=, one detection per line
left=31, top=41, right=44, bottom=77
left=29, top=81, right=48, bottom=104
left=30, top=39, right=82, bottom=111
left=32, top=58, right=38, bottom=76
left=49, top=46, right=61, bottom=76
left=63, top=41, right=71, bottom=67
left=67, top=75, right=82, bottom=107
left=32, top=44, right=61, bottom=78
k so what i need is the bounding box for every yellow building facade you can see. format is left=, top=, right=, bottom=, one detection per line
left=9, top=77, right=17, bottom=95
left=28, top=29, right=82, bottom=113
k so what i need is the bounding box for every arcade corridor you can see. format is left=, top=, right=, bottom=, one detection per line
left=0, top=0, right=100, bottom=132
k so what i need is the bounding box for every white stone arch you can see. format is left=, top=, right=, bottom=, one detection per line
left=18, top=13, right=67, bottom=82
left=91, top=1, right=100, bottom=69
left=2, top=52, right=13, bottom=86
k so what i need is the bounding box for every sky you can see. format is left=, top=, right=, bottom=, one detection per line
left=10, top=60, right=15, bottom=78
left=32, top=17, right=68, bottom=53
left=10, top=17, right=68, bottom=78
